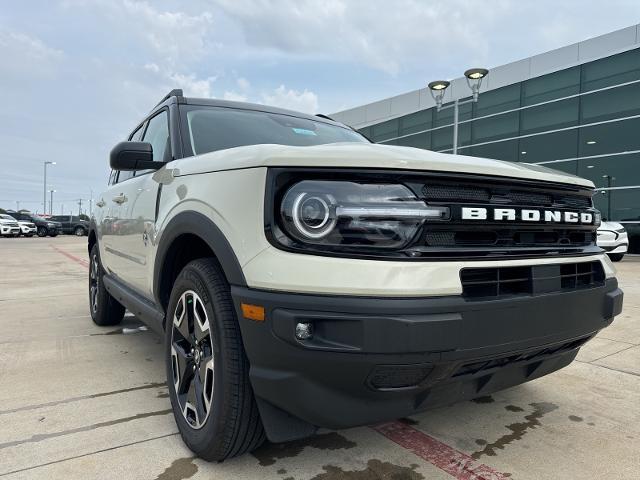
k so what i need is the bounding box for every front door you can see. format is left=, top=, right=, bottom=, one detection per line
left=114, top=109, right=171, bottom=296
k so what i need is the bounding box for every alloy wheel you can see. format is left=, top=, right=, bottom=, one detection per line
left=171, top=290, right=215, bottom=429
left=89, top=254, right=99, bottom=314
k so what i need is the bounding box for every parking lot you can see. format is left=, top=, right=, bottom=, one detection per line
left=1, top=236, right=638, bottom=480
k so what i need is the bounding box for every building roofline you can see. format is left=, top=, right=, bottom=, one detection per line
left=331, top=24, right=640, bottom=129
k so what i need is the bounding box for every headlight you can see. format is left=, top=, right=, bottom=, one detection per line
left=278, top=180, right=448, bottom=250
left=593, top=211, right=602, bottom=228
left=615, top=227, right=626, bottom=233
left=47, top=222, right=56, bottom=227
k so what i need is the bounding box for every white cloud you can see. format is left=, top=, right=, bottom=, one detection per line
left=237, top=77, right=250, bottom=90
left=0, top=29, right=63, bottom=78
left=261, top=85, right=319, bottom=113
left=223, top=91, right=248, bottom=102
left=168, top=72, right=216, bottom=98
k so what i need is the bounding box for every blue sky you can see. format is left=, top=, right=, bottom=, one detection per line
left=1, top=0, right=639, bottom=214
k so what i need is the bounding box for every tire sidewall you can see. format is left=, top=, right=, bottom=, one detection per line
left=164, top=264, right=229, bottom=454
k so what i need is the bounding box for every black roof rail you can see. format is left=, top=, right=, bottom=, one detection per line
left=315, top=113, right=336, bottom=122
left=155, top=89, right=184, bottom=107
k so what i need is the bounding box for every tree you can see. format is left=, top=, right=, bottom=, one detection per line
left=0, top=208, right=6, bottom=214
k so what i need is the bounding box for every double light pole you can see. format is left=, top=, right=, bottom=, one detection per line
left=428, top=68, right=489, bottom=154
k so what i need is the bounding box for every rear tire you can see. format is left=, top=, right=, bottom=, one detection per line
left=75, top=226, right=86, bottom=236
left=608, top=253, right=624, bottom=262
left=165, top=258, right=265, bottom=461
left=89, top=244, right=125, bottom=326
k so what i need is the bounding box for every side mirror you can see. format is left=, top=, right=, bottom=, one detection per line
left=110, top=141, right=162, bottom=171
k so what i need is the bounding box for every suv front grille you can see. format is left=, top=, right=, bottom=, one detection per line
left=460, top=261, right=605, bottom=299
left=406, top=175, right=599, bottom=259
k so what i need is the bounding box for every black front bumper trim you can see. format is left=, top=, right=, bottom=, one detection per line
left=232, top=278, right=622, bottom=441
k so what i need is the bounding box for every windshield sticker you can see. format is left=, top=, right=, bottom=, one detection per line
left=292, top=127, right=317, bottom=136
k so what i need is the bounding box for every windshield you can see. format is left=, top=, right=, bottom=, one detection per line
left=0, top=214, right=16, bottom=221
left=182, top=106, right=368, bottom=156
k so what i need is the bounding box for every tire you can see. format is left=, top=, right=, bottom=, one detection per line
left=165, top=258, right=265, bottom=461
left=37, top=227, right=48, bottom=237
left=89, top=244, right=125, bottom=326
left=608, top=253, right=624, bottom=262
left=49, top=232, right=58, bottom=237
left=75, top=227, right=86, bottom=236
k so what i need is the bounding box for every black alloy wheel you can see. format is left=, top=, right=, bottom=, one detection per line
left=75, top=226, right=86, bottom=236
left=37, top=227, right=47, bottom=237
left=170, top=290, right=215, bottom=429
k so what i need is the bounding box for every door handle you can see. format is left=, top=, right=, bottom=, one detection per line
left=96, top=199, right=106, bottom=208
left=112, top=194, right=128, bottom=204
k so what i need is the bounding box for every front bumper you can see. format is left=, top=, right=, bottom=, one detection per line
left=232, top=279, right=622, bottom=440
left=0, top=226, right=20, bottom=235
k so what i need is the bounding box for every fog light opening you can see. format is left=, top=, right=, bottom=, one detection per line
left=295, top=322, right=314, bottom=340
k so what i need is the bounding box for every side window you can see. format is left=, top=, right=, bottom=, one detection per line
left=116, top=124, right=146, bottom=183
left=143, top=111, right=171, bottom=163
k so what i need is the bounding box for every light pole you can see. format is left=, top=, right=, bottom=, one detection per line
left=602, top=175, right=615, bottom=220
left=428, top=68, right=489, bottom=154
left=43, top=161, right=56, bottom=214
left=49, top=190, right=56, bottom=215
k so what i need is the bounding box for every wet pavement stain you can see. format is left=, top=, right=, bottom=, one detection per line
left=587, top=422, right=596, bottom=426
left=471, top=402, right=558, bottom=459
left=568, top=415, right=583, bottom=422
left=0, top=409, right=172, bottom=450
left=471, top=395, right=495, bottom=404
left=505, top=405, right=524, bottom=412
left=156, top=457, right=198, bottom=480
left=309, top=459, right=424, bottom=480
left=475, top=438, right=488, bottom=446
left=252, top=432, right=357, bottom=466
left=0, top=382, right=166, bottom=416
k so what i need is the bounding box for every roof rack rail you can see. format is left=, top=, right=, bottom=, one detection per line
left=155, top=89, right=184, bottom=107
left=315, top=113, right=336, bottom=122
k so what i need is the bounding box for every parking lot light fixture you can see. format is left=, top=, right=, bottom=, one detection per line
left=428, top=67, right=489, bottom=154
left=464, top=68, right=489, bottom=101
left=428, top=80, right=450, bottom=111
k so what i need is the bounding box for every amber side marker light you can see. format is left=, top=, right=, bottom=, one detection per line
left=241, top=303, right=265, bottom=322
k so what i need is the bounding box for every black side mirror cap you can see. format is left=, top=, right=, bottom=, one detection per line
left=110, top=141, right=163, bottom=171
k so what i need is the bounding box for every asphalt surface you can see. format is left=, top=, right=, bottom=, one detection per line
left=1, top=236, right=639, bottom=480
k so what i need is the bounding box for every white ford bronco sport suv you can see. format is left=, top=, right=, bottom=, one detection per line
left=89, top=89, right=623, bottom=461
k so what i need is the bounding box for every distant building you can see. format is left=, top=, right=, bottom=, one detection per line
left=332, top=25, right=640, bottom=252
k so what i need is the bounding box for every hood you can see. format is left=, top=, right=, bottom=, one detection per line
left=170, top=143, right=594, bottom=188
left=0, top=219, right=18, bottom=225
left=598, top=221, right=624, bottom=231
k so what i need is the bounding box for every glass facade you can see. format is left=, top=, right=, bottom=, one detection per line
left=359, top=48, right=640, bottom=253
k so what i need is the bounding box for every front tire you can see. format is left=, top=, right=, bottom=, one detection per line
left=608, top=253, right=624, bottom=262
left=37, top=227, right=47, bottom=237
left=75, top=226, right=86, bottom=236
left=165, top=258, right=265, bottom=461
left=89, top=244, right=125, bottom=326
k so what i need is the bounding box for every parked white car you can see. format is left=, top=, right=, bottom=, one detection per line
left=597, top=221, right=628, bottom=262
left=0, top=214, right=21, bottom=237
left=17, top=219, right=37, bottom=237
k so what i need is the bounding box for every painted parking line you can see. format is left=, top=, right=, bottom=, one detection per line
left=51, top=245, right=89, bottom=269
left=373, top=421, right=510, bottom=480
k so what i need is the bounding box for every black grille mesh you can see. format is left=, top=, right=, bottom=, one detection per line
left=460, top=261, right=605, bottom=299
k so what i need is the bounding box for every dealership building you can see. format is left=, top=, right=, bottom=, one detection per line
left=332, top=25, right=640, bottom=253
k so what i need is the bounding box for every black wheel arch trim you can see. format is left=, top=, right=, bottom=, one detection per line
left=153, top=210, right=247, bottom=308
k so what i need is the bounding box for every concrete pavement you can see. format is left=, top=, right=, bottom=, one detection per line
left=0, top=236, right=638, bottom=479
